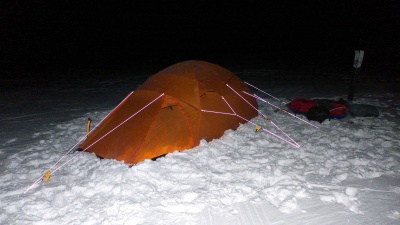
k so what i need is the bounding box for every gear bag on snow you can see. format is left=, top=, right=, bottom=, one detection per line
left=288, top=98, right=349, bottom=123
left=348, top=104, right=379, bottom=117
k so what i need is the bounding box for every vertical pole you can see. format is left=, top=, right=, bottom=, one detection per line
left=347, top=68, right=358, bottom=101
left=348, top=50, right=364, bottom=101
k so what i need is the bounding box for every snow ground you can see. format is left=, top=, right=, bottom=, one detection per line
left=1, top=67, right=399, bottom=224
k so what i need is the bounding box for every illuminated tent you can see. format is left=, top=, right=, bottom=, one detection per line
left=79, top=60, right=258, bottom=165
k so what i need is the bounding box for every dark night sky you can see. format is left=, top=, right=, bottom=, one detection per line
left=1, top=1, right=399, bottom=76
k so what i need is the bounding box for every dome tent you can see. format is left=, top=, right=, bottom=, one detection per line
left=79, top=60, right=258, bottom=165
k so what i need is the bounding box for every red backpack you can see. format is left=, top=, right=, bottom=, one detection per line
left=288, top=98, right=316, bottom=114
left=329, top=103, right=349, bottom=119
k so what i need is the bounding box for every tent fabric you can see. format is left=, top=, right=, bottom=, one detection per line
left=79, top=60, right=258, bottom=165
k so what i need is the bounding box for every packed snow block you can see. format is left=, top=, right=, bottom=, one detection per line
left=348, top=104, right=379, bottom=117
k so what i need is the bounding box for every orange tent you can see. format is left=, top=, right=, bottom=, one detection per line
left=79, top=60, right=258, bottom=165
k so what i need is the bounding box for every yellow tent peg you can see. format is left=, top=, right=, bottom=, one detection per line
left=43, top=170, right=51, bottom=182
left=86, top=118, right=92, bottom=134
left=255, top=125, right=262, bottom=133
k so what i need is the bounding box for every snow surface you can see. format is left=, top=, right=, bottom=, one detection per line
left=1, top=68, right=400, bottom=224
